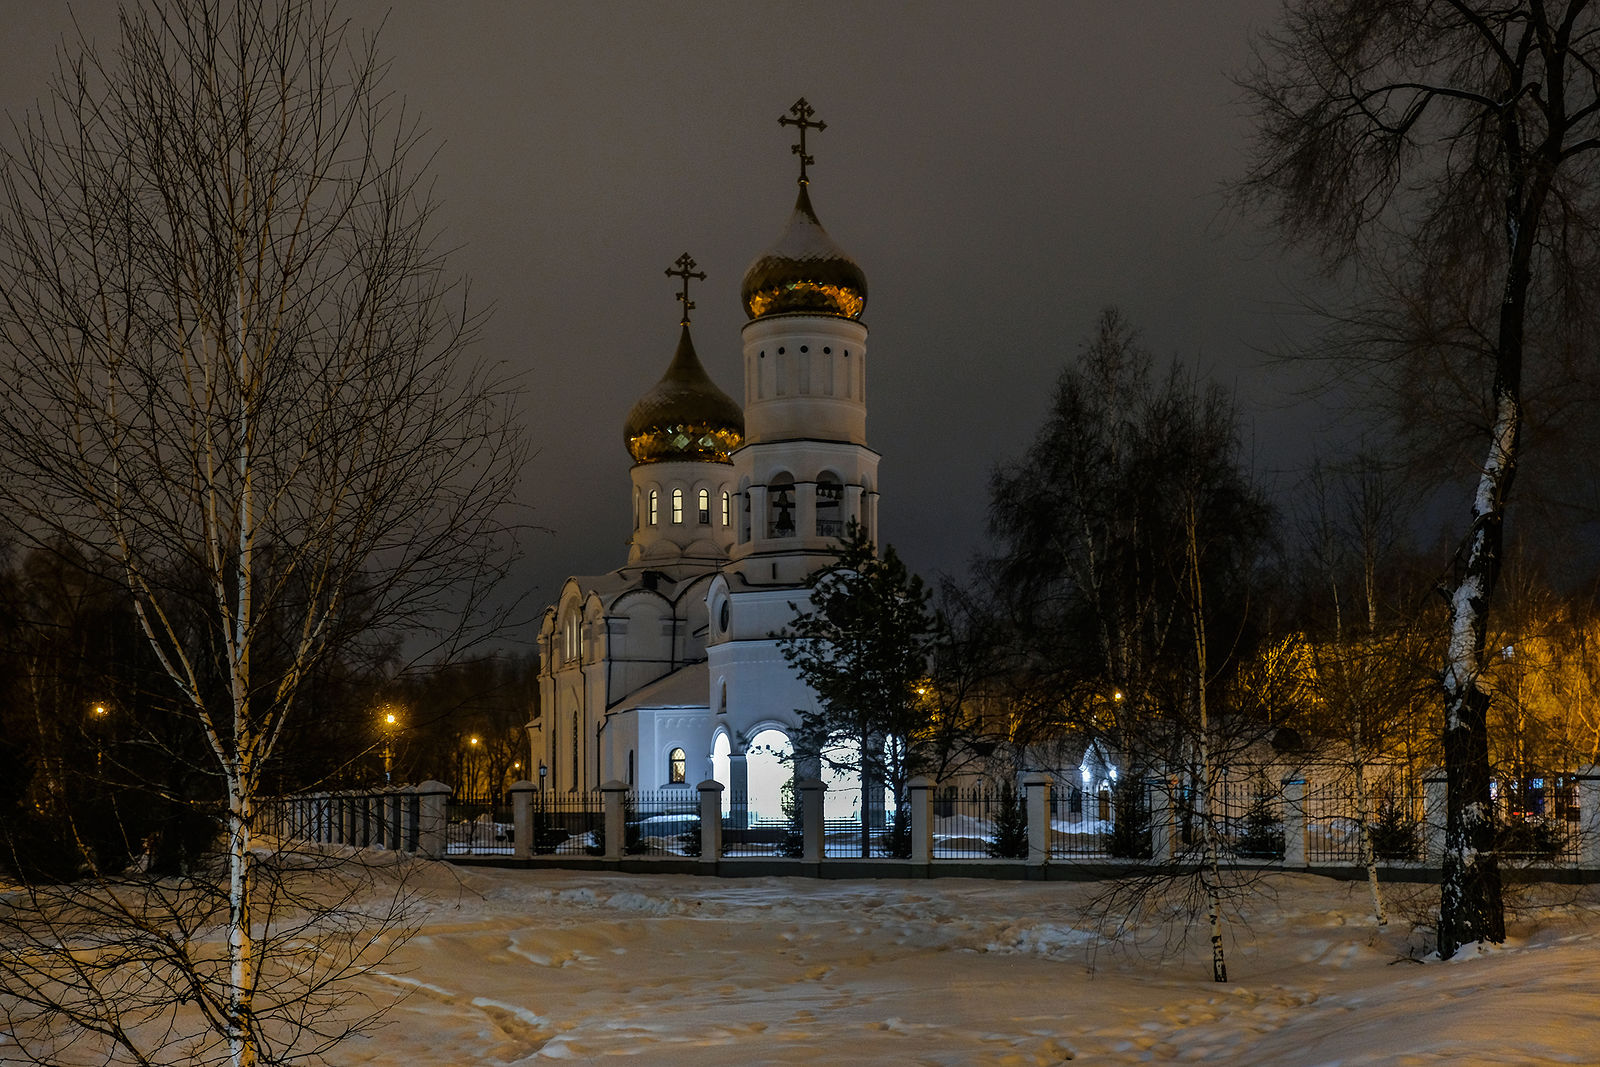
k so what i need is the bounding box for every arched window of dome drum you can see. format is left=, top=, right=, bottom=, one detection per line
left=816, top=476, right=843, bottom=538
left=668, top=747, right=687, bottom=784
left=721, top=490, right=731, bottom=527
left=767, top=477, right=796, bottom=539
left=697, top=488, right=710, bottom=524
left=672, top=488, right=684, bottom=524
left=648, top=489, right=659, bottom=526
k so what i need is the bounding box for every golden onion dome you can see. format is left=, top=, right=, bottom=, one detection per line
left=624, top=325, right=744, bottom=464
left=740, top=184, right=867, bottom=320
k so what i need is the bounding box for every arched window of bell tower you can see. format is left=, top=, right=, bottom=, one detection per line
left=816, top=473, right=843, bottom=538
left=767, top=474, right=796, bottom=539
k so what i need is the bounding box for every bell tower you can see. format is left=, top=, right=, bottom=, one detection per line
left=729, top=99, right=879, bottom=585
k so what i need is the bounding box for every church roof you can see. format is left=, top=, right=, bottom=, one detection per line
left=611, top=660, right=710, bottom=712
left=623, top=324, right=744, bottom=464
left=740, top=184, right=868, bottom=321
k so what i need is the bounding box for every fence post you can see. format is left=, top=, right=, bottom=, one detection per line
left=510, top=779, right=538, bottom=859
left=1282, top=777, right=1308, bottom=868
left=698, top=779, right=724, bottom=864
left=1149, top=777, right=1174, bottom=863
left=908, top=776, right=935, bottom=865
left=1423, top=768, right=1447, bottom=863
left=415, top=781, right=451, bottom=859
left=1577, top=765, right=1600, bottom=871
left=1023, top=772, right=1052, bottom=866
left=364, top=792, right=381, bottom=848
left=601, top=780, right=629, bottom=862
left=798, top=778, right=827, bottom=863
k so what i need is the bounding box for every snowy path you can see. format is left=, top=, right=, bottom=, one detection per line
left=338, top=867, right=1600, bottom=1065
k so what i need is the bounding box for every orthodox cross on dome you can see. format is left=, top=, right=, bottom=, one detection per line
left=665, top=252, right=706, bottom=326
left=779, top=97, right=826, bottom=186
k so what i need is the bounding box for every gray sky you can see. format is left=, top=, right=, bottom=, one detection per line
left=2, top=2, right=1343, bottom=640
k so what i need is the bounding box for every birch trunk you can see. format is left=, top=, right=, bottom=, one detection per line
left=1185, top=503, right=1227, bottom=983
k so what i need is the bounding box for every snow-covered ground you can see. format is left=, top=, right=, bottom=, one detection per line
left=332, top=864, right=1600, bottom=1065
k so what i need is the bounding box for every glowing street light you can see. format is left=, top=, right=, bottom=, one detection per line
left=379, top=706, right=402, bottom=784
left=89, top=702, right=110, bottom=775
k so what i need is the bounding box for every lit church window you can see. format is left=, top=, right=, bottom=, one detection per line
left=648, top=489, right=659, bottom=526
left=698, top=488, right=710, bottom=524
left=672, top=488, right=684, bottom=524
left=668, top=747, right=687, bottom=784
left=721, top=490, right=731, bottom=526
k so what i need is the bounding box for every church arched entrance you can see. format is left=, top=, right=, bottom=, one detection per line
left=745, top=728, right=792, bottom=825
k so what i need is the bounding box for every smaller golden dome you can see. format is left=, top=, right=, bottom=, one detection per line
left=741, top=185, right=867, bottom=320
left=624, top=325, right=744, bottom=464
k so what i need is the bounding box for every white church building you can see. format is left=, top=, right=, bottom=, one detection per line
left=531, top=102, right=881, bottom=820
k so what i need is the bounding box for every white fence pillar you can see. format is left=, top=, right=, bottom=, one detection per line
left=907, top=776, right=935, bottom=865
left=1578, top=765, right=1600, bottom=871
left=1282, top=777, right=1308, bottom=868
left=342, top=792, right=359, bottom=846
left=798, top=778, right=826, bottom=863
left=398, top=786, right=418, bottom=852
left=365, top=792, right=383, bottom=848
left=415, top=781, right=451, bottom=859
left=1423, top=768, right=1447, bottom=863
left=510, top=780, right=538, bottom=859
left=698, top=779, right=724, bottom=864
left=601, top=780, right=629, bottom=861
left=1023, top=772, right=1052, bottom=866
left=1149, top=777, right=1174, bottom=863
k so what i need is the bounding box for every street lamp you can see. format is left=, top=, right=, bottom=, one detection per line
left=380, top=708, right=400, bottom=784
left=89, top=702, right=109, bottom=776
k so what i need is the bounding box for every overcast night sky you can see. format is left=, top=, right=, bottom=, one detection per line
left=2, top=2, right=1347, bottom=643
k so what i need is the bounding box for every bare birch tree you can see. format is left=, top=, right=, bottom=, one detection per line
left=1243, top=0, right=1600, bottom=957
left=0, top=1, right=521, bottom=1063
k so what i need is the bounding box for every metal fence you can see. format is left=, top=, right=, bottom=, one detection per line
left=720, top=793, right=800, bottom=858
left=447, top=790, right=514, bottom=855
left=627, top=789, right=702, bottom=858
left=1212, top=776, right=1286, bottom=862
left=1046, top=781, right=1153, bottom=860
left=282, top=767, right=1594, bottom=871
left=1304, top=773, right=1424, bottom=864
left=527, top=790, right=603, bottom=855
left=933, top=787, right=1027, bottom=859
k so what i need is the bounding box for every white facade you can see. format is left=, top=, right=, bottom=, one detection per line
left=533, top=171, right=875, bottom=807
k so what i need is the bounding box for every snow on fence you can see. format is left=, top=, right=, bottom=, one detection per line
left=267, top=765, right=1600, bottom=872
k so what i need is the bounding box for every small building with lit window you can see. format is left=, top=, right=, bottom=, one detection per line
left=533, top=103, right=880, bottom=811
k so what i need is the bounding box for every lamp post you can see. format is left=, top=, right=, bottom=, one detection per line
left=380, top=709, right=399, bottom=784
left=90, top=702, right=109, bottom=777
